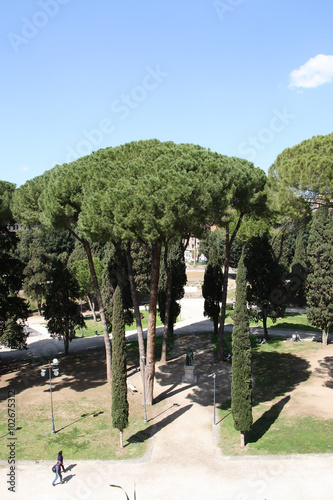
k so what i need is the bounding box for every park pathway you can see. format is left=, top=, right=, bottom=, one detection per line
left=148, top=331, right=232, bottom=469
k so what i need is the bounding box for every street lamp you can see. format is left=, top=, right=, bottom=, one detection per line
left=41, top=358, right=59, bottom=434
left=141, top=355, right=147, bottom=423
left=208, top=372, right=216, bottom=425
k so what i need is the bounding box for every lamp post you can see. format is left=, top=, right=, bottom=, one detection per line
left=41, top=358, right=59, bottom=434
left=141, top=355, right=147, bottom=423
left=208, top=372, right=216, bottom=425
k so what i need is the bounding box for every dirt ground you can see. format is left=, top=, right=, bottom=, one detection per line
left=1, top=309, right=333, bottom=500
left=3, top=326, right=332, bottom=436
left=282, top=344, right=333, bottom=419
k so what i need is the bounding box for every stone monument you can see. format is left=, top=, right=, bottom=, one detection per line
left=182, top=347, right=197, bottom=383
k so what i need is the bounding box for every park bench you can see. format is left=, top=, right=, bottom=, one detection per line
left=127, top=383, right=137, bottom=395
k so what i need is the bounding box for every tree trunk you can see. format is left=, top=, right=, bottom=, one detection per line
left=86, top=294, right=97, bottom=322
left=218, top=223, right=230, bottom=361
left=262, top=312, right=269, bottom=340
left=161, top=244, right=172, bottom=363
left=83, top=239, right=112, bottom=383
left=213, top=315, right=218, bottom=336
left=322, top=326, right=328, bottom=346
left=64, top=324, right=69, bottom=355
left=240, top=431, right=245, bottom=448
left=125, top=243, right=145, bottom=370
left=217, top=215, right=245, bottom=361
left=37, top=299, right=42, bottom=316
left=146, top=241, right=162, bottom=405
left=120, top=430, right=123, bottom=448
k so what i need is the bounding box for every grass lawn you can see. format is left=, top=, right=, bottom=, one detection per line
left=75, top=310, right=163, bottom=338
left=225, top=310, right=332, bottom=333
left=218, top=408, right=333, bottom=455
left=217, top=338, right=333, bottom=455
left=0, top=398, right=151, bottom=460
left=251, top=312, right=331, bottom=332
left=0, top=335, right=174, bottom=461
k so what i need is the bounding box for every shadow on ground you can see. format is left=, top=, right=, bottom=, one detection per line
left=315, top=356, right=333, bottom=388
left=0, top=349, right=109, bottom=400
left=251, top=351, right=310, bottom=404
left=154, top=331, right=311, bottom=409
left=247, top=395, right=291, bottom=443
left=127, top=404, right=192, bottom=446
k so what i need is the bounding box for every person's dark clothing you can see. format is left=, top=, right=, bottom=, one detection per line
left=57, top=452, right=65, bottom=471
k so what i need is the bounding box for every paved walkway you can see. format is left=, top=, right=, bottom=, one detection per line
left=1, top=300, right=332, bottom=499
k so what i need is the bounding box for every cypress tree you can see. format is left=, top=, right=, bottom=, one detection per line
left=202, top=262, right=223, bottom=336
left=231, top=252, right=252, bottom=447
left=306, top=207, right=333, bottom=345
left=111, top=286, right=129, bottom=448
left=244, top=234, right=285, bottom=339
left=289, top=231, right=307, bottom=306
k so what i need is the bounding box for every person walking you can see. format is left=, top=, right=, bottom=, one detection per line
left=57, top=450, right=65, bottom=472
left=52, top=461, right=63, bottom=486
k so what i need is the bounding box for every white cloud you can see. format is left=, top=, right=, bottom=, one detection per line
left=289, top=54, right=333, bottom=89
left=21, top=166, right=29, bottom=172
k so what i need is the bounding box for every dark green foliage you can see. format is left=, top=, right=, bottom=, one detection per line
left=306, top=207, right=333, bottom=344
left=43, top=257, right=85, bottom=354
left=202, top=262, right=223, bottom=335
left=158, top=242, right=187, bottom=333
left=244, top=234, right=286, bottom=339
left=72, top=257, right=103, bottom=321
left=231, top=253, right=253, bottom=433
left=101, top=242, right=133, bottom=331
left=270, top=132, right=333, bottom=207
left=131, top=241, right=151, bottom=297
left=199, top=228, right=243, bottom=269
left=23, top=230, right=52, bottom=314
left=111, top=286, right=129, bottom=432
left=0, top=182, right=29, bottom=348
left=270, top=232, right=291, bottom=273
left=288, top=231, right=307, bottom=306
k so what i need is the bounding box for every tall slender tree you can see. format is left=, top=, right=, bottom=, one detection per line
left=244, top=234, right=286, bottom=339
left=0, top=181, right=29, bottom=348
left=202, top=260, right=223, bottom=336
left=306, top=207, right=333, bottom=345
left=111, top=286, right=129, bottom=448
left=288, top=231, right=307, bottom=306
left=159, top=240, right=187, bottom=362
left=43, top=256, right=85, bottom=355
left=23, top=231, right=52, bottom=315
left=71, top=257, right=103, bottom=322
left=209, top=159, right=267, bottom=360
left=13, top=163, right=113, bottom=382
left=81, top=141, right=218, bottom=404
left=231, top=252, right=252, bottom=447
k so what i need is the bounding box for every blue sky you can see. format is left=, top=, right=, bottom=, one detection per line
left=2, top=0, right=333, bottom=186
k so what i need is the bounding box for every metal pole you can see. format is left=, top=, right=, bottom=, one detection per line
left=208, top=372, right=216, bottom=425
left=213, top=373, right=216, bottom=426
left=49, top=362, right=55, bottom=434
left=81, top=301, right=84, bottom=337
left=141, top=356, right=147, bottom=423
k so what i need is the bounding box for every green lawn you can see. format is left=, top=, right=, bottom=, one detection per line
left=0, top=399, right=150, bottom=460
left=0, top=337, right=174, bottom=461
left=226, top=311, right=331, bottom=333
left=219, top=408, right=333, bottom=455
left=217, top=337, right=332, bottom=455
left=74, top=310, right=163, bottom=338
